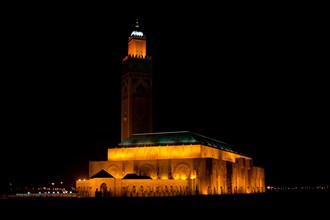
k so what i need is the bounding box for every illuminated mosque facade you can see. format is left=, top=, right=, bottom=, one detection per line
left=76, top=20, right=265, bottom=197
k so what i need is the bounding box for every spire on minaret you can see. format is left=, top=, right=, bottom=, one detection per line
left=135, top=18, right=139, bottom=29
left=131, top=18, right=143, bottom=37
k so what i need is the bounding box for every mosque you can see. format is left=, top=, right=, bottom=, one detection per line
left=75, top=20, right=265, bottom=197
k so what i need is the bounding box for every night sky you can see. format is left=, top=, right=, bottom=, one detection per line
left=2, top=3, right=329, bottom=190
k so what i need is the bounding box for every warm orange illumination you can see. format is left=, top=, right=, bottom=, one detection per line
left=128, top=37, right=146, bottom=57
left=108, top=145, right=203, bottom=161
left=75, top=18, right=266, bottom=198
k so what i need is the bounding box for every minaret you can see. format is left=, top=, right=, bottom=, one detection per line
left=121, top=19, right=153, bottom=141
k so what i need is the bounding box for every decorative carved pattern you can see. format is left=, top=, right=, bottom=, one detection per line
left=140, top=164, right=156, bottom=179
left=108, top=165, right=121, bottom=178
left=212, top=162, right=219, bottom=177
left=122, top=81, right=128, bottom=100
left=211, top=162, right=219, bottom=195
left=173, top=163, right=191, bottom=180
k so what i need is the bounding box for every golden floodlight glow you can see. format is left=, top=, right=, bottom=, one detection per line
left=75, top=17, right=265, bottom=197
left=108, top=145, right=202, bottom=161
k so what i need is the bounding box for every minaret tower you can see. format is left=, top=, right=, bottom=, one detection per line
left=121, top=19, right=153, bottom=141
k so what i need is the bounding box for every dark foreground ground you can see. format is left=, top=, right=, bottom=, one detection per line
left=1, top=191, right=328, bottom=217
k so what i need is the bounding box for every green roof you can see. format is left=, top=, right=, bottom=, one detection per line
left=118, top=131, right=239, bottom=154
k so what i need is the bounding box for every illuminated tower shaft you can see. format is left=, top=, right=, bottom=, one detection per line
left=121, top=19, right=153, bottom=141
